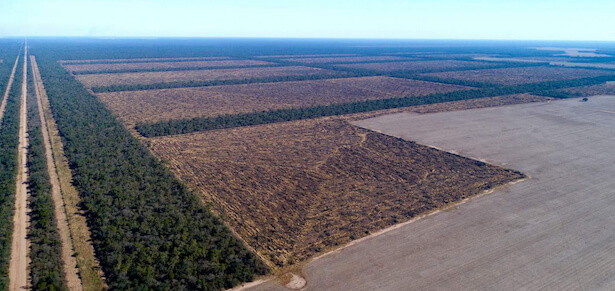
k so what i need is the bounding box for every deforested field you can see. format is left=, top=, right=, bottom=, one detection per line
left=422, top=66, right=615, bottom=85
left=556, top=82, right=615, bottom=97
left=284, top=55, right=412, bottom=63
left=76, top=65, right=341, bottom=88
left=63, top=59, right=275, bottom=72
left=96, top=76, right=470, bottom=126
left=404, top=93, right=552, bottom=113
left=336, top=60, right=501, bottom=72
left=59, top=56, right=231, bottom=64
left=255, top=54, right=359, bottom=58
left=147, top=117, right=524, bottom=267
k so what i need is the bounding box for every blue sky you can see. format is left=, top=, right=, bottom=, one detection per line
left=0, top=0, right=613, bottom=40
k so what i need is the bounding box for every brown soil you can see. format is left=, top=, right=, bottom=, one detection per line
left=337, top=60, right=500, bottom=72
left=146, top=116, right=524, bottom=267
left=58, top=56, right=231, bottom=64
left=285, top=56, right=412, bottom=64
left=63, top=60, right=274, bottom=73
left=557, top=83, right=615, bottom=97
left=75, top=66, right=342, bottom=88
left=422, top=66, right=615, bottom=85
left=96, top=76, right=469, bottom=126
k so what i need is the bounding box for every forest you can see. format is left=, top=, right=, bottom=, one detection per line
left=0, top=52, right=21, bottom=291
left=25, top=66, right=68, bottom=290
left=31, top=50, right=269, bottom=290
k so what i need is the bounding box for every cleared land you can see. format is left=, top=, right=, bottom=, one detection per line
left=63, top=59, right=275, bottom=72
left=405, top=93, right=551, bottom=113
left=97, top=76, right=470, bottom=126
left=285, top=56, right=411, bottom=64
left=337, top=60, right=500, bottom=72
left=255, top=54, right=359, bottom=58
left=58, top=56, right=230, bottom=64
left=422, top=66, right=615, bottom=85
left=146, top=117, right=523, bottom=267
left=76, top=66, right=341, bottom=88
left=557, top=82, right=615, bottom=96
left=250, top=95, right=615, bottom=291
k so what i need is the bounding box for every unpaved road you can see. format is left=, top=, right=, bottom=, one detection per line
left=31, top=55, right=83, bottom=291
left=9, top=45, right=29, bottom=291
left=249, top=96, right=615, bottom=290
left=0, top=54, right=20, bottom=123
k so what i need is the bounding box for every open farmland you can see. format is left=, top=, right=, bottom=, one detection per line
left=96, top=76, right=470, bottom=126
left=285, top=56, right=412, bottom=63
left=147, top=117, right=524, bottom=267
left=556, top=82, right=615, bottom=97
left=404, top=93, right=552, bottom=113
left=255, top=54, right=359, bottom=58
left=422, top=66, right=615, bottom=85
left=336, top=60, right=501, bottom=72
left=76, top=65, right=342, bottom=88
left=63, top=59, right=275, bottom=73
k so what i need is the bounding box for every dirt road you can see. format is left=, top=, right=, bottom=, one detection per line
left=9, top=44, right=29, bottom=291
left=0, top=54, right=20, bottom=124
left=31, top=55, right=84, bottom=291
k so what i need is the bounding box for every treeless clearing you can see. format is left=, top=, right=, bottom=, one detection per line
left=63, top=59, right=275, bottom=72
left=337, top=60, right=500, bottom=72
left=285, top=56, right=411, bottom=64
left=31, top=56, right=106, bottom=291
left=422, top=66, right=615, bottom=85
left=9, top=45, right=29, bottom=291
left=76, top=66, right=341, bottom=88
left=405, top=94, right=552, bottom=113
left=254, top=54, right=359, bottom=58
left=97, top=76, right=469, bottom=126
left=58, top=56, right=231, bottom=64
left=557, top=83, right=615, bottom=96
left=146, top=117, right=523, bottom=267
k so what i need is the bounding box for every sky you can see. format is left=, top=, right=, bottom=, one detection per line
left=0, top=0, right=614, bottom=41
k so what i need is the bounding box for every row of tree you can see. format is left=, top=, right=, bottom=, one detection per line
left=0, top=53, right=22, bottom=291
left=25, top=66, right=68, bottom=290
left=34, top=52, right=269, bottom=290
left=136, top=74, right=615, bottom=137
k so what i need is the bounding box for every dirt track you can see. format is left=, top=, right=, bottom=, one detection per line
left=9, top=44, right=29, bottom=291
left=31, top=56, right=83, bottom=291
left=0, top=54, right=20, bottom=124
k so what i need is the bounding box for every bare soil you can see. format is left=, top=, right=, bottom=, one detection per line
left=337, top=60, right=500, bottom=72
left=63, top=60, right=274, bottom=72
left=285, top=56, right=411, bottom=64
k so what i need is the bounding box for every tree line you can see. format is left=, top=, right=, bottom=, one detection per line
left=25, top=66, right=68, bottom=290
left=34, top=54, right=269, bottom=290
left=0, top=54, right=22, bottom=291
left=136, top=74, right=615, bottom=137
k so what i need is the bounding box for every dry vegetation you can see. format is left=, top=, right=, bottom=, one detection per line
left=337, top=60, right=500, bottom=72
left=146, top=117, right=524, bottom=267
left=405, top=94, right=552, bottom=113
left=285, top=56, right=412, bottom=64
left=557, top=82, right=615, bottom=97
left=97, top=76, right=470, bottom=126
left=76, top=66, right=340, bottom=88
left=422, top=66, right=615, bottom=85
left=58, top=56, right=230, bottom=64
left=63, top=59, right=274, bottom=72
left=254, top=54, right=359, bottom=59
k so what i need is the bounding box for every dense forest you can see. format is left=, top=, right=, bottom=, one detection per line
left=31, top=49, right=269, bottom=290
left=0, top=53, right=21, bottom=291
left=25, top=66, right=69, bottom=291
left=135, top=74, right=615, bottom=137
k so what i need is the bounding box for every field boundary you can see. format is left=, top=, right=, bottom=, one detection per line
left=31, top=56, right=106, bottom=291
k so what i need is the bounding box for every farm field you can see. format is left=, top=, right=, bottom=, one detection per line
left=284, top=56, right=412, bottom=63
left=336, top=60, right=501, bottom=72
left=96, top=76, right=470, bottom=126
left=422, top=66, right=615, bottom=85
left=404, top=93, right=551, bottom=113
left=63, top=59, right=275, bottom=73
left=255, top=54, right=359, bottom=58
left=76, top=65, right=342, bottom=88
left=146, top=116, right=524, bottom=267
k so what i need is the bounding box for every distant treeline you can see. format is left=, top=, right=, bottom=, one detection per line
left=25, top=67, right=68, bottom=290
left=136, top=75, right=615, bottom=137
left=0, top=54, right=21, bottom=291
left=70, top=63, right=283, bottom=75
left=34, top=55, right=269, bottom=290
left=90, top=72, right=357, bottom=92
